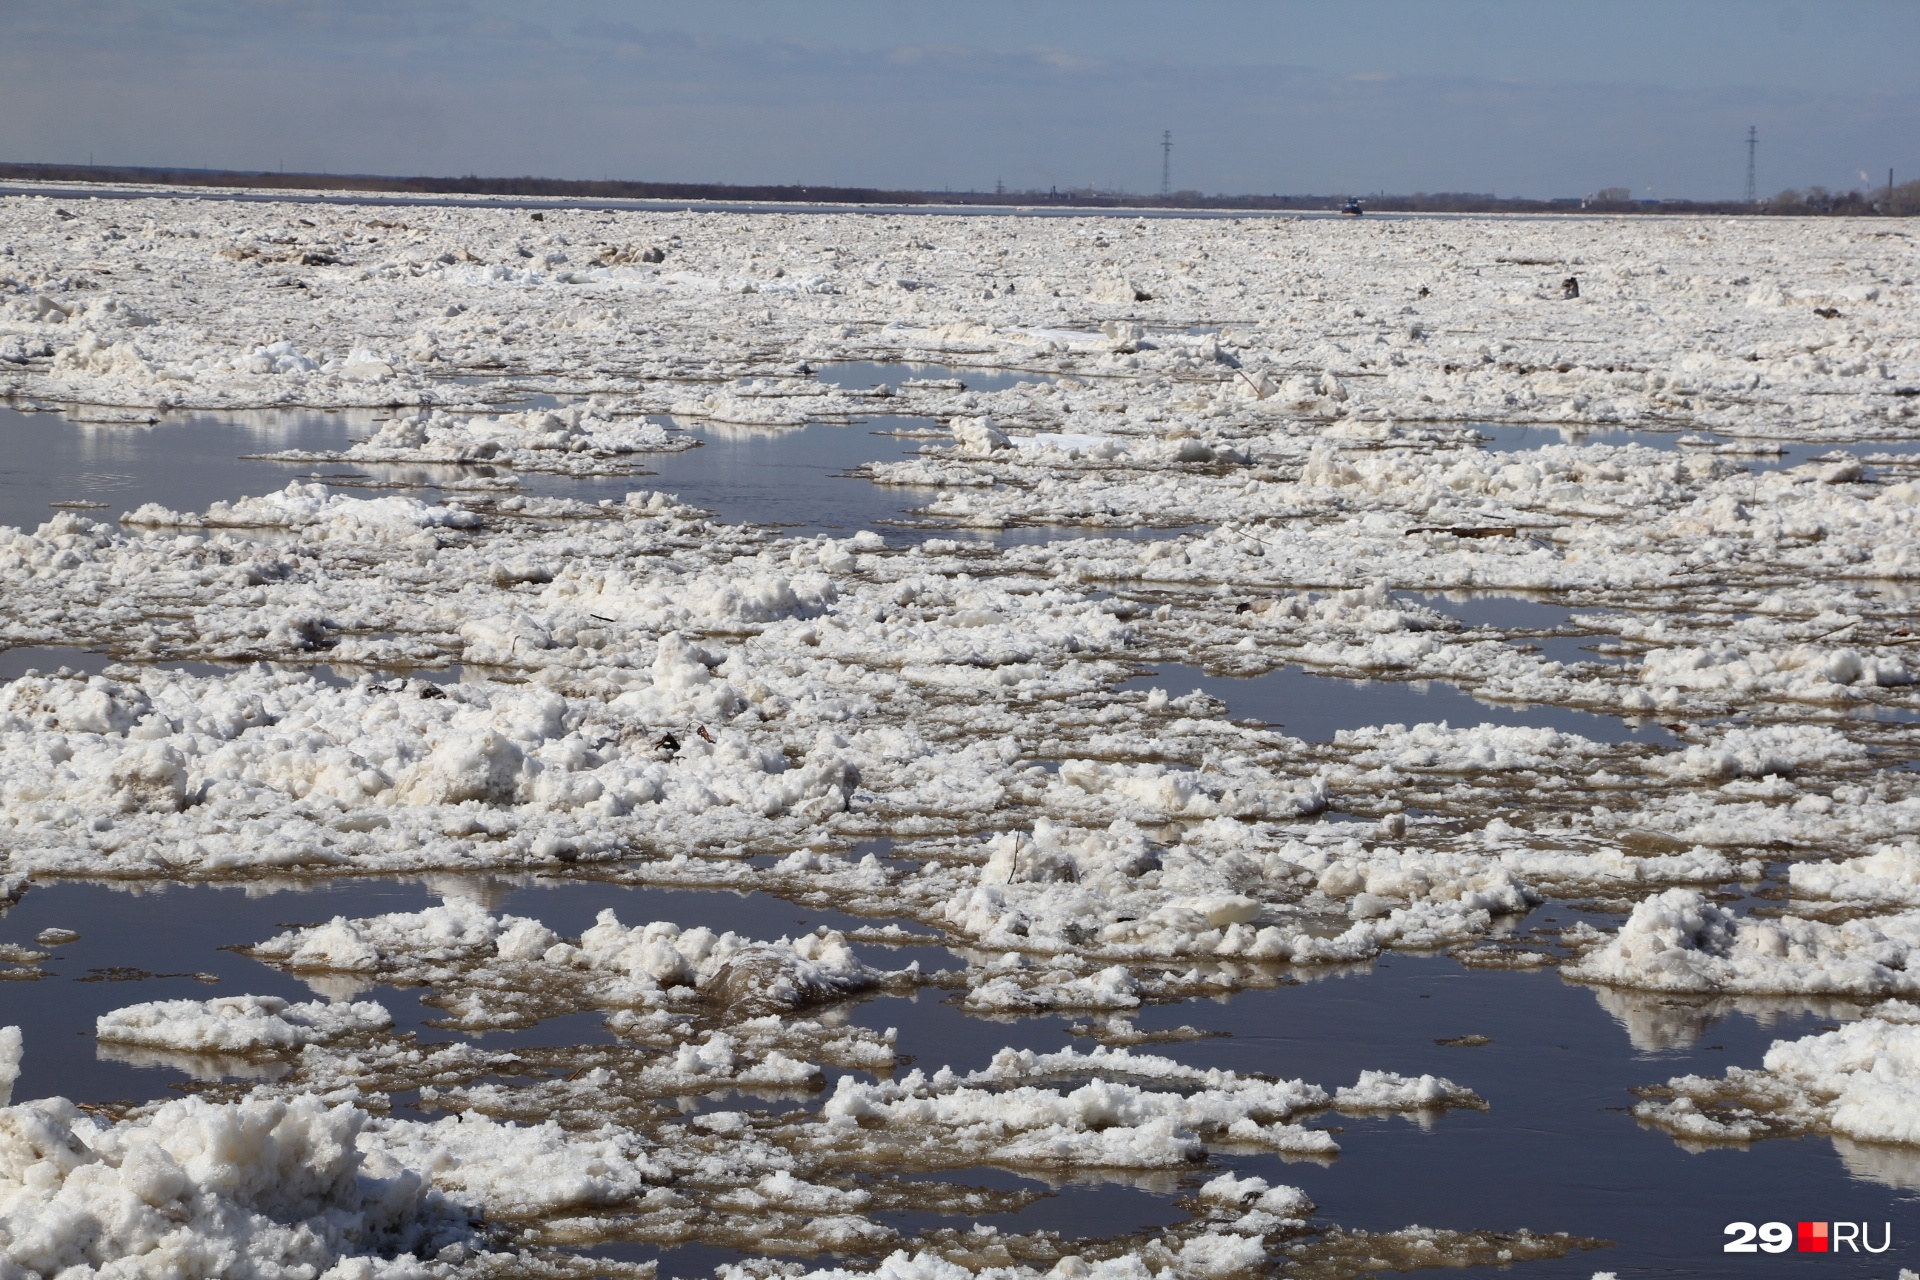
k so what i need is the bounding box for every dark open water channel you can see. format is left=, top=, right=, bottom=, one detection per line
left=1122, top=661, right=1675, bottom=746
left=0, top=404, right=366, bottom=533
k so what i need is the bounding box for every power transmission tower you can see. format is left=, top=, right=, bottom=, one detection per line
left=1161, top=131, right=1172, bottom=197
left=1745, top=126, right=1757, bottom=203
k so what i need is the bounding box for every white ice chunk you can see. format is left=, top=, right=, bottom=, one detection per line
left=1567, top=888, right=1920, bottom=996
left=96, top=995, right=391, bottom=1055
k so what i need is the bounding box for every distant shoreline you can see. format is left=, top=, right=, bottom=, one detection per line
left=2, top=160, right=1889, bottom=217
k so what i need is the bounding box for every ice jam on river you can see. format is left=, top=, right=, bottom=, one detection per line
left=2, top=187, right=1919, bottom=1280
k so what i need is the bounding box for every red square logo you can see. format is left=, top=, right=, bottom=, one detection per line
left=1798, top=1222, right=1829, bottom=1253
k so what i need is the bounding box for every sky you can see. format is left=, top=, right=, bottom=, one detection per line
left=2, top=0, right=1915, bottom=201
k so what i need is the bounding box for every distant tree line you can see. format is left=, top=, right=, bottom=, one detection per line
left=0, top=161, right=1914, bottom=216
left=1766, top=181, right=1920, bottom=216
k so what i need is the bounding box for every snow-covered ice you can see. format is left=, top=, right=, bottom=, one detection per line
left=1634, top=1004, right=1920, bottom=1153
left=0, top=1027, right=663, bottom=1279
left=2, top=188, right=1917, bottom=1279
left=96, top=995, right=392, bottom=1056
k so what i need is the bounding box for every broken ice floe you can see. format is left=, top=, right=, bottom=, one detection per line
left=4, top=191, right=1919, bottom=1280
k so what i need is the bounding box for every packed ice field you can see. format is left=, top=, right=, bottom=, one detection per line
left=2, top=186, right=1919, bottom=1279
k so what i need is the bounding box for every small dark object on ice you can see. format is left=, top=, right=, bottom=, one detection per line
left=530, top=212, right=544, bottom=221
left=696, top=724, right=715, bottom=743
left=1562, top=277, right=1580, bottom=299
left=1406, top=525, right=1521, bottom=539
left=1814, top=306, right=1842, bottom=319
left=640, top=246, right=666, bottom=263
left=1417, top=285, right=1430, bottom=298
left=656, top=732, right=680, bottom=757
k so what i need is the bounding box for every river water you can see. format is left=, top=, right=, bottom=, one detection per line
left=2, top=388, right=1914, bottom=1280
